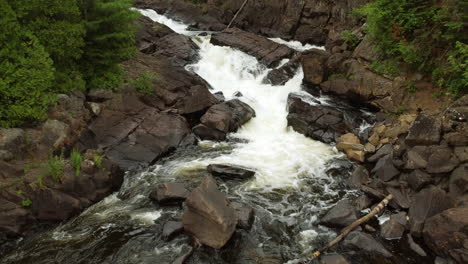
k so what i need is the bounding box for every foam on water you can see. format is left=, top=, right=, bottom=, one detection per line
left=136, top=9, right=190, bottom=35
left=269, top=37, right=325, bottom=52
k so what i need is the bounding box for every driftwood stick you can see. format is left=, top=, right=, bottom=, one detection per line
left=304, top=194, right=394, bottom=264
left=226, top=0, right=249, bottom=29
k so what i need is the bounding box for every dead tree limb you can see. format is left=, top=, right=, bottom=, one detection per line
left=303, top=194, right=394, bottom=264
left=226, top=0, right=249, bottom=29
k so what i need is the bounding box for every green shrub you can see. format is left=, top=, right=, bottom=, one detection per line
left=36, top=175, right=45, bottom=188
left=355, top=0, right=466, bottom=94
left=342, top=30, right=360, bottom=48
left=130, top=72, right=157, bottom=94
left=47, top=154, right=64, bottom=181
left=93, top=154, right=103, bottom=169
left=21, top=198, right=32, bottom=207
left=405, top=80, right=417, bottom=93
left=70, top=149, right=82, bottom=176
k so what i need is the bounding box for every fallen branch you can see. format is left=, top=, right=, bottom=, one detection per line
left=303, top=194, right=394, bottom=264
left=226, top=0, right=249, bottom=29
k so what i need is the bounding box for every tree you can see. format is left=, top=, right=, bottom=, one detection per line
left=0, top=0, right=55, bottom=127
left=9, top=0, right=86, bottom=92
left=79, top=0, right=139, bottom=90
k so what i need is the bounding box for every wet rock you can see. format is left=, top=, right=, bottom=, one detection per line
left=263, top=58, right=300, bottom=86
left=213, top=92, right=225, bottom=103
left=371, top=154, right=400, bottom=182
left=207, top=164, right=255, bottom=180
left=320, top=199, right=358, bottom=228
left=233, top=91, right=243, bottom=97
left=194, top=99, right=255, bottom=141
left=301, top=49, right=330, bottom=85
left=149, top=183, right=189, bottom=205
left=405, top=114, right=441, bottom=146
left=408, top=186, right=455, bottom=236
left=449, top=165, right=468, bottom=198
left=182, top=176, right=237, bottom=249
left=211, top=28, right=294, bottom=67
left=380, top=219, right=405, bottom=239
left=87, top=89, right=114, bottom=102
left=336, top=133, right=365, bottom=163
left=407, top=170, right=433, bottom=191
left=172, top=247, right=194, bottom=264
left=407, top=234, right=427, bottom=257
left=287, top=94, right=352, bottom=144
left=41, top=119, right=70, bottom=151
left=162, top=221, right=184, bottom=240
left=230, top=201, right=255, bottom=229
left=343, top=231, right=392, bottom=257
left=320, top=253, right=350, bottom=264
left=426, top=146, right=460, bottom=174
left=423, top=208, right=468, bottom=263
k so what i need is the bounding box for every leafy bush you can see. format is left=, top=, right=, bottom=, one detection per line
left=71, top=149, right=82, bottom=176
left=130, top=72, right=157, bottom=94
left=47, top=154, right=65, bottom=181
left=21, top=199, right=32, bottom=207
left=342, top=30, right=360, bottom=48
left=355, top=0, right=466, bottom=94
left=93, top=154, right=103, bottom=168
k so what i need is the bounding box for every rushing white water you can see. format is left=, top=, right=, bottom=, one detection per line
left=269, top=37, right=325, bottom=52
left=137, top=9, right=191, bottom=35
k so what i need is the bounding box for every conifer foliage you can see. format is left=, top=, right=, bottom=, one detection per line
left=0, top=0, right=139, bottom=127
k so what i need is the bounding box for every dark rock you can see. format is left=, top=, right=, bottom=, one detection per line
left=149, top=183, right=188, bottom=205
left=407, top=234, right=427, bottom=257
left=31, top=188, right=82, bottom=221
left=287, top=94, right=352, bottom=143
left=449, top=165, right=468, bottom=197
left=213, top=92, right=225, bottom=103
left=368, top=144, right=393, bottom=163
left=320, top=254, right=350, bottom=264
left=320, top=199, right=358, bottom=228
left=0, top=199, right=33, bottom=234
left=211, top=28, right=294, bottom=67
left=233, top=91, right=243, bottom=97
left=408, top=186, right=455, bottom=236
left=353, top=195, right=373, bottom=211
left=352, top=37, right=379, bottom=62
left=380, top=219, right=405, bottom=239
left=173, top=85, right=218, bottom=115
left=192, top=124, right=227, bottom=141
left=207, top=164, right=255, bottom=180
left=407, top=170, right=433, bottom=191
left=391, top=211, right=408, bottom=226
left=343, top=231, right=392, bottom=257
left=405, top=146, right=430, bottom=169
left=182, top=176, right=237, bottom=249
left=172, top=247, right=194, bottom=264
left=230, top=201, right=255, bottom=229
left=454, top=146, right=468, bottom=162
left=301, top=49, right=330, bottom=85
left=371, top=154, right=400, bottom=182
left=134, top=16, right=173, bottom=54
left=0, top=128, right=25, bottom=161
left=349, top=165, right=369, bottom=187
left=426, top=146, right=460, bottom=174
left=423, top=208, right=468, bottom=263
left=405, top=114, right=441, bottom=146
left=194, top=99, right=255, bottom=141
left=263, top=58, right=300, bottom=86
left=87, top=89, right=114, bottom=102
left=162, top=221, right=184, bottom=240
left=386, top=187, right=411, bottom=209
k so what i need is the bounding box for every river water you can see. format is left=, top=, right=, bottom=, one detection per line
left=0, top=10, right=370, bottom=264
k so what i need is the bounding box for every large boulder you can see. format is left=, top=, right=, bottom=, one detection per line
left=0, top=128, right=25, bottom=161
left=287, top=94, right=353, bottom=143
left=405, top=114, right=442, bottom=146
left=210, top=28, right=294, bottom=67
left=0, top=199, right=33, bottom=234
left=425, top=145, right=460, bottom=174
left=320, top=199, right=358, bottom=228
left=423, top=208, right=468, bottom=263
left=182, top=176, right=237, bottom=248
left=408, top=186, right=455, bottom=236
left=134, top=15, right=173, bottom=54
left=207, top=164, right=256, bottom=180
left=301, top=49, right=330, bottom=85
left=262, top=56, right=300, bottom=86
left=193, top=99, right=255, bottom=141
